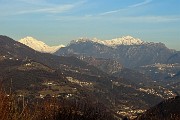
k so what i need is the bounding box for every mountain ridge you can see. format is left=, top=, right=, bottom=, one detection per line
left=71, top=36, right=144, bottom=47
left=56, top=37, right=179, bottom=68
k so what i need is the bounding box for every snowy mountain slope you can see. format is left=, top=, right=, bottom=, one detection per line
left=19, top=36, right=65, bottom=53
left=71, top=36, right=144, bottom=47
left=103, top=36, right=144, bottom=46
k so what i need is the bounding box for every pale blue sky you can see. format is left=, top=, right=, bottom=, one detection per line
left=0, top=0, right=180, bottom=50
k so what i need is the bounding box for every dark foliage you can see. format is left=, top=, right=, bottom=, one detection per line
left=136, top=96, right=180, bottom=120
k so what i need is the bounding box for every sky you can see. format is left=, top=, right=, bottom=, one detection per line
left=0, top=0, right=180, bottom=50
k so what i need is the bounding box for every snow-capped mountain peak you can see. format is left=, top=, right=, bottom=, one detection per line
left=71, top=37, right=102, bottom=44
left=71, top=36, right=144, bottom=46
left=103, top=36, right=144, bottom=46
left=19, top=36, right=65, bottom=53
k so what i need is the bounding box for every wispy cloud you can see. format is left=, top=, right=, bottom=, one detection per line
left=0, top=0, right=87, bottom=16
left=16, top=0, right=46, bottom=4
left=115, top=16, right=180, bottom=23
left=129, top=0, right=152, bottom=8
left=53, top=15, right=180, bottom=23
left=18, top=1, right=86, bottom=14
left=99, top=9, right=126, bottom=16
left=17, top=4, right=75, bottom=14
left=99, top=0, right=152, bottom=16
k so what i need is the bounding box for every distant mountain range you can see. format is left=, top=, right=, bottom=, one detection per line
left=17, top=35, right=180, bottom=82
left=1, top=35, right=178, bottom=119
left=55, top=36, right=180, bottom=68
left=71, top=36, right=144, bottom=46
left=18, top=35, right=180, bottom=68
left=19, top=36, right=65, bottom=53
